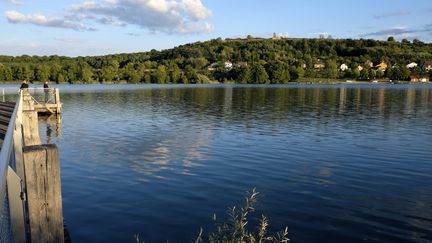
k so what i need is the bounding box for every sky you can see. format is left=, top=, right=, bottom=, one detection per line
left=1, top=0, right=431, bottom=57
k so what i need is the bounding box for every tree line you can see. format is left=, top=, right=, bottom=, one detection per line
left=0, top=36, right=431, bottom=84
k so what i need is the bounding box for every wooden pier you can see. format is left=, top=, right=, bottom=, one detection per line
left=30, top=88, right=62, bottom=115
left=0, top=88, right=64, bottom=243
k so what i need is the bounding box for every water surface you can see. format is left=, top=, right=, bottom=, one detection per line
left=35, top=84, right=432, bottom=242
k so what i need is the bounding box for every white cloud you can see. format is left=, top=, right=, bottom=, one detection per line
left=373, top=11, right=410, bottom=19
left=5, top=10, right=95, bottom=31
left=5, top=0, right=22, bottom=5
left=68, top=0, right=213, bottom=33
left=362, top=24, right=432, bottom=42
left=4, top=0, right=213, bottom=34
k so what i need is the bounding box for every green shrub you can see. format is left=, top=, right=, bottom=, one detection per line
left=194, top=188, right=289, bottom=243
left=135, top=189, right=289, bottom=243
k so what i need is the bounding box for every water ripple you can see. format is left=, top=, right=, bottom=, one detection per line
left=34, top=84, right=432, bottom=243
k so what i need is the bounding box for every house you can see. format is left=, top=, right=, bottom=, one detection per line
left=339, top=64, right=349, bottom=71
left=423, top=61, right=432, bottom=71
left=208, top=62, right=219, bottom=71
left=314, top=59, right=325, bottom=69
left=409, top=76, right=429, bottom=82
left=224, top=61, right=233, bottom=70
left=314, top=63, right=325, bottom=69
left=410, top=76, right=419, bottom=82
left=375, top=62, right=388, bottom=72
left=406, top=62, right=418, bottom=68
left=208, top=61, right=234, bottom=71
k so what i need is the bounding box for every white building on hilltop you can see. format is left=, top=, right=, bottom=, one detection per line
left=406, top=62, right=418, bottom=68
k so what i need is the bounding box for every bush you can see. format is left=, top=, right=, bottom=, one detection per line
left=135, top=189, right=289, bottom=243
left=194, top=188, right=289, bottom=243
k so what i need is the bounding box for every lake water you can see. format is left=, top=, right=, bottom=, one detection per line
left=35, top=84, right=432, bottom=243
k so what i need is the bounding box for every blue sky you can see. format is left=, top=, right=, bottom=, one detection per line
left=1, top=0, right=431, bottom=56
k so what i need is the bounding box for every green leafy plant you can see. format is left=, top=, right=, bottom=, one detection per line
left=134, top=189, right=289, bottom=243
left=194, top=188, right=289, bottom=243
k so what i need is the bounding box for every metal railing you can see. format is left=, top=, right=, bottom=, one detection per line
left=0, top=88, right=20, bottom=103
left=0, top=88, right=58, bottom=104
left=26, top=88, right=58, bottom=105
left=0, top=91, right=22, bottom=243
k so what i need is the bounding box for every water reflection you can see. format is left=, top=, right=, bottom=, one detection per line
left=38, top=114, right=62, bottom=144
left=129, top=124, right=213, bottom=181
left=57, top=85, right=432, bottom=182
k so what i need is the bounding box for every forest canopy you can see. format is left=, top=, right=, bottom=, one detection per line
left=0, top=37, right=431, bottom=84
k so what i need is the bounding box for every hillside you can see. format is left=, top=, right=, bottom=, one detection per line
left=0, top=37, right=431, bottom=84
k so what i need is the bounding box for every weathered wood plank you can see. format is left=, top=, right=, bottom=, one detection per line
left=0, top=106, right=15, bottom=111
left=0, top=115, right=11, bottom=123
left=22, top=110, right=40, bottom=146
left=0, top=110, right=13, bottom=117
left=23, top=144, right=64, bottom=243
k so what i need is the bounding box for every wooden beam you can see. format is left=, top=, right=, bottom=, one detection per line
left=55, top=88, right=62, bottom=114
left=23, top=144, right=64, bottom=243
left=22, top=111, right=40, bottom=146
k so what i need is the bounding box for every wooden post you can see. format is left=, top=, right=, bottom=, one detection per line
left=21, top=90, right=34, bottom=111
left=22, top=90, right=41, bottom=146
left=55, top=88, right=62, bottom=114
left=23, top=144, right=64, bottom=243
left=22, top=111, right=41, bottom=146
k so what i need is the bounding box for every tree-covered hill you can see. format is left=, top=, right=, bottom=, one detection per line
left=0, top=37, right=431, bottom=84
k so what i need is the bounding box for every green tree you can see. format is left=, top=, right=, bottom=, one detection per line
left=0, top=65, right=13, bottom=81
left=34, top=64, right=50, bottom=82
left=100, top=66, right=116, bottom=82
left=80, top=66, right=94, bottom=83
left=360, top=68, right=370, bottom=80
left=267, top=61, right=290, bottom=83
left=323, top=59, right=338, bottom=79
left=289, top=66, right=304, bottom=81
left=169, top=64, right=182, bottom=84
left=250, top=63, right=269, bottom=84
left=353, top=68, right=361, bottom=79
left=391, top=65, right=410, bottom=80
left=152, top=65, right=167, bottom=83
left=185, top=65, right=198, bottom=83
left=13, top=65, right=33, bottom=81
left=237, top=65, right=252, bottom=84
left=49, top=62, right=62, bottom=82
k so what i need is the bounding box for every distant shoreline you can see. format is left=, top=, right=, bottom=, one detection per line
left=0, top=80, right=431, bottom=85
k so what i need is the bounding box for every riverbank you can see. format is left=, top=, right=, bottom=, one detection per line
left=0, top=79, right=430, bottom=85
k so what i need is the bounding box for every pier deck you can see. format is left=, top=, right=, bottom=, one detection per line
left=0, top=89, right=64, bottom=243
left=0, top=102, right=16, bottom=148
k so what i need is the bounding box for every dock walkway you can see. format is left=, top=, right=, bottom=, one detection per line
left=0, top=88, right=64, bottom=243
left=0, top=102, right=15, bottom=147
